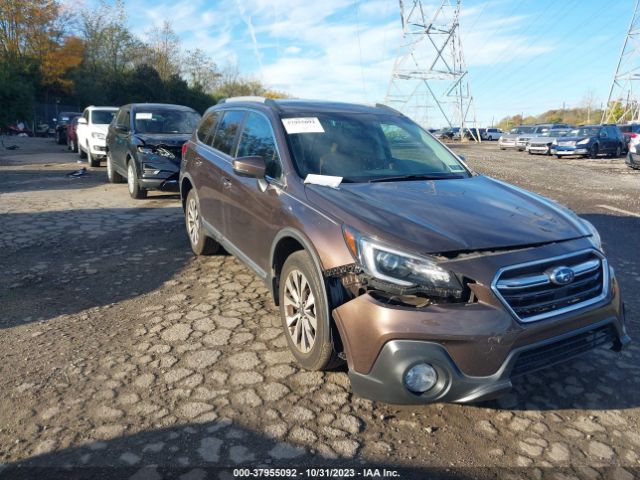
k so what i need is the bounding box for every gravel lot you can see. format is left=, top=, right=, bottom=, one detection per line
left=1, top=137, right=639, bottom=479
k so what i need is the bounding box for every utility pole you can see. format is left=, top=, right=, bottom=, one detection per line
left=602, top=0, right=640, bottom=124
left=385, top=0, right=479, bottom=141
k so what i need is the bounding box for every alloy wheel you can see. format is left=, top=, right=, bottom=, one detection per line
left=283, top=269, right=317, bottom=353
left=186, top=197, right=200, bottom=246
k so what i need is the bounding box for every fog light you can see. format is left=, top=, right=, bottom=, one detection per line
left=403, top=363, right=437, bottom=393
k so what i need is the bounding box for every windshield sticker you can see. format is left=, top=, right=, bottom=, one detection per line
left=282, top=117, right=325, bottom=134
left=136, top=113, right=153, bottom=120
left=304, top=174, right=342, bottom=188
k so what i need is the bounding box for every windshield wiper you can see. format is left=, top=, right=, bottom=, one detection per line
left=368, top=173, right=465, bottom=183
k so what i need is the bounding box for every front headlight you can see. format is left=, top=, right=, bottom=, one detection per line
left=577, top=138, right=590, bottom=145
left=92, top=132, right=106, bottom=140
left=343, top=227, right=463, bottom=298
left=581, top=219, right=603, bottom=251
left=137, top=146, right=155, bottom=155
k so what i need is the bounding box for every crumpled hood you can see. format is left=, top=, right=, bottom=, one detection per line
left=134, top=133, right=191, bottom=147
left=304, top=175, right=588, bottom=254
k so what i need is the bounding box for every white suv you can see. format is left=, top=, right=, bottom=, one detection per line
left=77, top=106, right=118, bottom=167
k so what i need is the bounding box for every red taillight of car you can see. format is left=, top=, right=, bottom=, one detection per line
left=629, top=133, right=638, bottom=139
left=181, top=142, right=188, bottom=158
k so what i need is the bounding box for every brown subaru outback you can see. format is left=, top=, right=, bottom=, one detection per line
left=179, top=97, right=630, bottom=404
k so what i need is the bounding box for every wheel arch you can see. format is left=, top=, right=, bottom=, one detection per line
left=269, top=228, right=326, bottom=307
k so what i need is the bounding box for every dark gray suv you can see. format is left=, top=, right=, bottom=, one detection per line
left=179, top=97, right=628, bottom=404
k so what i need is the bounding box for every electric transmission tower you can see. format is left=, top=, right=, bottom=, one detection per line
left=602, top=0, right=640, bottom=124
left=385, top=0, right=479, bottom=140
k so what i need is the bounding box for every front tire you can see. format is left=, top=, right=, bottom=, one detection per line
left=590, top=144, right=599, bottom=159
left=127, top=160, right=147, bottom=199
left=279, top=251, right=343, bottom=371
left=87, top=147, right=99, bottom=167
left=185, top=189, right=219, bottom=255
left=79, top=144, right=87, bottom=159
left=106, top=152, right=124, bottom=183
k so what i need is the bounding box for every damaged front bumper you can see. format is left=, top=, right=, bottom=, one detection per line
left=330, top=240, right=630, bottom=404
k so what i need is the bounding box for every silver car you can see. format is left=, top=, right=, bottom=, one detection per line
left=499, top=126, right=535, bottom=150
left=527, top=129, right=571, bottom=155
left=516, top=124, right=572, bottom=152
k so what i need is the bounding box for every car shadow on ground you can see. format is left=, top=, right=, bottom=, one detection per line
left=0, top=207, right=191, bottom=329
left=0, top=419, right=584, bottom=480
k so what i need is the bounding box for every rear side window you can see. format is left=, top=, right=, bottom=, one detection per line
left=212, top=110, right=245, bottom=155
left=237, top=112, right=282, bottom=179
left=197, top=111, right=220, bottom=144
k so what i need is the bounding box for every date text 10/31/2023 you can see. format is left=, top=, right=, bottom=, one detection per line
left=232, top=468, right=401, bottom=478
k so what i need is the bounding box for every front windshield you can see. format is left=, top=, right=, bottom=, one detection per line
left=134, top=109, right=201, bottom=134
left=509, top=126, right=534, bottom=134
left=92, top=110, right=116, bottom=125
left=570, top=127, right=600, bottom=137
left=541, top=129, right=569, bottom=137
left=283, top=113, right=469, bottom=182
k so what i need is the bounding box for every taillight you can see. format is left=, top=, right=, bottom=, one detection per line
left=181, top=142, right=188, bottom=158
left=630, top=133, right=638, bottom=139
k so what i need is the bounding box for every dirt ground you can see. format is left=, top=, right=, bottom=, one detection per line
left=0, top=136, right=639, bottom=479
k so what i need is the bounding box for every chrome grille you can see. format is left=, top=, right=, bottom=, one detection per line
left=492, top=249, right=608, bottom=323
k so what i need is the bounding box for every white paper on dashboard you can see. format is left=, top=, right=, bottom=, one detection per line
left=304, top=174, right=342, bottom=188
left=282, top=117, right=325, bottom=134
left=136, top=113, right=153, bottom=120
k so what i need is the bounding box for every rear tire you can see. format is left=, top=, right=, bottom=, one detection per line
left=185, top=189, right=219, bottom=255
left=279, top=251, right=343, bottom=371
left=127, top=160, right=147, bottom=199
left=106, top=152, right=123, bottom=183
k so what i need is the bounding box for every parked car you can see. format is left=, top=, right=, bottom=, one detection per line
left=515, top=124, right=572, bottom=151
left=617, top=123, right=640, bottom=153
left=551, top=124, right=625, bottom=159
left=498, top=125, right=535, bottom=150
left=54, top=111, right=82, bottom=145
left=440, top=127, right=459, bottom=140
left=179, top=97, right=629, bottom=404
left=526, top=128, right=571, bottom=156
left=482, top=128, right=503, bottom=141
left=106, top=103, right=201, bottom=199
left=625, top=132, right=640, bottom=169
left=66, top=116, right=81, bottom=153
left=463, top=127, right=484, bottom=141
left=77, top=106, right=118, bottom=167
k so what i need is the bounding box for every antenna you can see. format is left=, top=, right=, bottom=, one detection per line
left=385, top=0, right=479, bottom=140
left=602, top=0, right=640, bottom=124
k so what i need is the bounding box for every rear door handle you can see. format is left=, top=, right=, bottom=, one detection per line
left=222, top=177, right=232, bottom=188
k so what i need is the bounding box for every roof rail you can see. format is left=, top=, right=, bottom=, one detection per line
left=217, top=96, right=282, bottom=111
left=374, top=103, right=404, bottom=116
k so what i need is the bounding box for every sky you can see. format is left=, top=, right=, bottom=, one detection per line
left=84, top=0, right=634, bottom=126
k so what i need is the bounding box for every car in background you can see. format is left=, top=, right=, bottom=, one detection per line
left=463, top=127, right=484, bottom=141
left=618, top=123, right=640, bottom=153
left=515, top=124, right=572, bottom=151
left=54, top=111, right=82, bottom=145
left=66, top=116, right=81, bottom=153
left=439, top=127, right=460, bottom=140
left=498, top=126, right=535, bottom=150
left=77, top=106, right=118, bottom=167
left=625, top=133, right=640, bottom=169
left=105, top=103, right=201, bottom=199
left=178, top=97, right=628, bottom=405
left=526, top=128, right=572, bottom=156
left=482, top=128, right=503, bottom=141
left=551, top=124, right=625, bottom=159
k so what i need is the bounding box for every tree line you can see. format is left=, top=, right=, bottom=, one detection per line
left=0, top=0, right=285, bottom=129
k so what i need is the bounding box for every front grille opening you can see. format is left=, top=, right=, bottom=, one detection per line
left=511, top=324, right=616, bottom=377
left=494, top=251, right=606, bottom=322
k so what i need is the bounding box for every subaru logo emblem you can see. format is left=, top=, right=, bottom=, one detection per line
left=549, top=266, right=575, bottom=285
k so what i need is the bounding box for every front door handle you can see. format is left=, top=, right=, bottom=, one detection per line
left=222, top=177, right=232, bottom=188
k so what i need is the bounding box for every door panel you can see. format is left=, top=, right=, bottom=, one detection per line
left=223, top=111, right=285, bottom=275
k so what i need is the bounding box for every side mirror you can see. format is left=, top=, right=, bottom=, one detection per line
left=232, top=156, right=266, bottom=178
left=78, top=117, right=87, bottom=125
